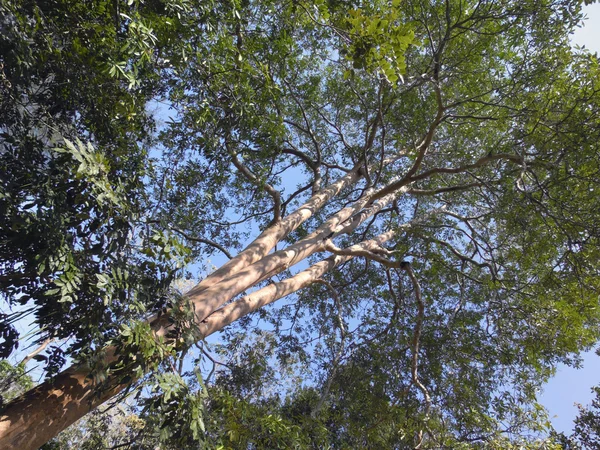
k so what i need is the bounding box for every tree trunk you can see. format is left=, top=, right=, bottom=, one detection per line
left=0, top=165, right=378, bottom=449
left=0, top=231, right=395, bottom=450
left=0, top=124, right=453, bottom=448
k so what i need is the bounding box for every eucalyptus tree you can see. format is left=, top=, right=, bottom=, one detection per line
left=2, top=0, right=600, bottom=449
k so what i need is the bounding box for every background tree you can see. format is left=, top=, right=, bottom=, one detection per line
left=2, top=0, right=600, bottom=449
left=0, top=0, right=195, bottom=372
left=553, top=380, right=600, bottom=449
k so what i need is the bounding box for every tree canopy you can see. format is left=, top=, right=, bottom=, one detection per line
left=1, top=0, right=600, bottom=448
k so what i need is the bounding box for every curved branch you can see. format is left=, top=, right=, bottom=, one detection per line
left=324, top=241, right=402, bottom=268
left=372, top=152, right=522, bottom=203
left=407, top=182, right=482, bottom=196
left=426, top=235, right=497, bottom=278
left=280, top=145, right=322, bottom=194
left=227, top=142, right=282, bottom=223
left=402, top=262, right=431, bottom=447
left=170, top=227, right=233, bottom=260
left=410, top=153, right=523, bottom=183
left=20, top=338, right=54, bottom=367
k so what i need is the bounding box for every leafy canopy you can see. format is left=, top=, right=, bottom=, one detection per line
left=2, top=0, right=600, bottom=448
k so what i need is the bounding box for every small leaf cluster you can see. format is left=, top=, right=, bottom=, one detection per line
left=341, top=0, right=414, bottom=84
left=142, top=371, right=207, bottom=445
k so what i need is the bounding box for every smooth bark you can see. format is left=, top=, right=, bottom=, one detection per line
left=0, top=231, right=396, bottom=450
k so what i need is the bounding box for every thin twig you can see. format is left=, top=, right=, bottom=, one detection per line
left=402, top=262, right=431, bottom=449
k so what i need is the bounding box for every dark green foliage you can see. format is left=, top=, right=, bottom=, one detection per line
left=0, top=0, right=189, bottom=371
left=573, top=386, right=600, bottom=448
left=553, top=383, right=600, bottom=449
left=0, top=360, right=33, bottom=407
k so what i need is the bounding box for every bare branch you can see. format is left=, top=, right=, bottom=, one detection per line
left=170, top=227, right=233, bottom=259
left=197, top=231, right=403, bottom=337
left=227, top=143, right=282, bottom=223
left=280, top=146, right=321, bottom=193
left=407, top=182, right=483, bottom=196
left=179, top=162, right=365, bottom=302
left=281, top=181, right=314, bottom=215
left=324, top=241, right=402, bottom=268
left=410, top=153, right=523, bottom=183
left=20, top=338, right=54, bottom=366
left=427, top=235, right=497, bottom=278
left=401, top=78, right=447, bottom=183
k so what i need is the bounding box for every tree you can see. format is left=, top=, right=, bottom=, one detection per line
left=2, top=0, right=600, bottom=448
left=572, top=386, right=600, bottom=448
left=0, top=0, right=191, bottom=369
left=553, top=380, right=600, bottom=449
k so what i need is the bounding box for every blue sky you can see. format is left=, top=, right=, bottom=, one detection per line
left=538, top=2, right=600, bottom=434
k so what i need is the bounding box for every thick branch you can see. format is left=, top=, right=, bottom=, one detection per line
left=197, top=231, right=399, bottom=336
left=182, top=162, right=365, bottom=298
left=176, top=187, right=378, bottom=326
left=410, top=153, right=523, bottom=183
left=324, top=241, right=402, bottom=268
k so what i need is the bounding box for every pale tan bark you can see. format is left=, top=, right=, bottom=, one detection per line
left=183, top=163, right=364, bottom=299
left=20, top=338, right=54, bottom=367
left=0, top=156, right=426, bottom=450
left=197, top=232, right=400, bottom=336
left=0, top=349, right=122, bottom=450
left=181, top=181, right=409, bottom=327
left=0, top=231, right=395, bottom=450
left=174, top=191, right=372, bottom=328
left=0, top=165, right=370, bottom=450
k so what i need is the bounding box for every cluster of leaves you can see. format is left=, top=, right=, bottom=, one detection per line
left=142, top=371, right=208, bottom=445
left=0, top=360, right=33, bottom=408
left=341, top=0, right=415, bottom=83
left=40, top=405, right=149, bottom=450
left=554, top=384, right=600, bottom=449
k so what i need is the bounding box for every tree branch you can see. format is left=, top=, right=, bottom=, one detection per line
left=227, top=141, right=282, bottom=223
left=324, top=241, right=402, bottom=268
left=20, top=338, right=54, bottom=367
left=407, top=182, right=483, bottom=196
left=280, top=146, right=321, bottom=193
left=402, top=262, right=431, bottom=449
left=410, top=153, right=523, bottom=183
left=170, top=227, right=233, bottom=259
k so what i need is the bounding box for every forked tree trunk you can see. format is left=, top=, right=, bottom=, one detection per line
left=0, top=164, right=386, bottom=450
left=0, top=122, right=479, bottom=447
left=0, top=227, right=400, bottom=449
